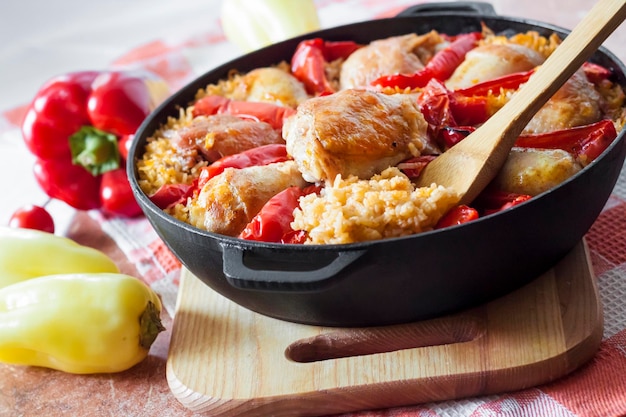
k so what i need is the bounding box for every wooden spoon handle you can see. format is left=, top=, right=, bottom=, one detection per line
left=416, top=0, right=626, bottom=205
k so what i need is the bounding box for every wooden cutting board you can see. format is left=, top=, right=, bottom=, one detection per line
left=166, top=240, right=603, bottom=417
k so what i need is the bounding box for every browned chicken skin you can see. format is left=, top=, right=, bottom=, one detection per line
left=170, top=114, right=284, bottom=162
left=446, top=43, right=545, bottom=89
left=495, top=148, right=582, bottom=196
left=524, top=69, right=603, bottom=134
left=283, top=89, right=435, bottom=183
left=186, top=161, right=307, bottom=236
left=339, top=31, right=443, bottom=89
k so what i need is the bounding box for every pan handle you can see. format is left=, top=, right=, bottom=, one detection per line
left=395, top=2, right=497, bottom=17
left=221, top=244, right=366, bottom=292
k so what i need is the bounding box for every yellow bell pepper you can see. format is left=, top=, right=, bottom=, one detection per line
left=220, top=0, right=321, bottom=52
left=0, top=273, right=165, bottom=374
left=0, top=226, right=119, bottom=288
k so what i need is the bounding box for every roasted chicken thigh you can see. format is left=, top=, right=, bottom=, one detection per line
left=283, top=89, right=435, bottom=183
left=187, top=161, right=306, bottom=236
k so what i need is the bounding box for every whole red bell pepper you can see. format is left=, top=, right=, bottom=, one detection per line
left=371, top=32, right=482, bottom=89
left=291, top=38, right=361, bottom=95
left=21, top=70, right=168, bottom=215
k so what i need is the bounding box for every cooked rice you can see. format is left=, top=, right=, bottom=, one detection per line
left=136, top=108, right=197, bottom=194
left=291, top=167, right=459, bottom=244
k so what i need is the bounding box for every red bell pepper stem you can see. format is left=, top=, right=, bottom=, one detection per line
left=192, top=95, right=296, bottom=130
left=68, top=126, right=120, bottom=175
left=371, top=32, right=482, bottom=89
left=514, top=119, right=617, bottom=163
left=291, top=38, right=361, bottom=95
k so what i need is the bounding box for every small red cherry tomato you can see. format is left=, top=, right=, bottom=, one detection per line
left=9, top=204, right=55, bottom=233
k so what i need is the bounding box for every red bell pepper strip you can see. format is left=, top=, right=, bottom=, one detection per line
left=281, top=230, right=309, bottom=244
left=192, top=95, right=296, bottom=130
left=291, top=38, right=361, bottom=95
left=416, top=79, right=487, bottom=147
left=396, top=155, right=437, bottom=179
left=371, top=32, right=482, bottom=89
left=435, top=205, right=479, bottom=229
left=198, top=144, right=290, bottom=187
left=473, top=187, right=532, bottom=216
left=417, top=79, right=457, bottom=142
left=239, top=185, right=321, bottom=243
left=455, top=70, right=535, bottom=97
left=439, top=126, right=476, bottom=149
left=149, top=144, right=291, bottom=210
left=582, top=62, right=613, bottom=84
left=148, top=183, right=195, bottom=210
left=21, top=70, right=168, bottom=215
left=448, top=93, right=489, bottom=126
left=514, top=119, right=617, bottom=164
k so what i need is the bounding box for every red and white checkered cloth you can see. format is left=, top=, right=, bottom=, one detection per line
left=1, top=1, right=625, bottom=415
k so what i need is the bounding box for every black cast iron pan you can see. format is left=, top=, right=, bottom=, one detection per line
left=129, top=2, right=626, bottom=326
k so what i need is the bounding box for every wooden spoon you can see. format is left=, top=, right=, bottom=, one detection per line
left=414, top=0, right=626, bottom=205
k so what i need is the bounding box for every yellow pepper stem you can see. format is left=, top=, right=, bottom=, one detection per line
left=140, top=301, right=166, bottom=349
